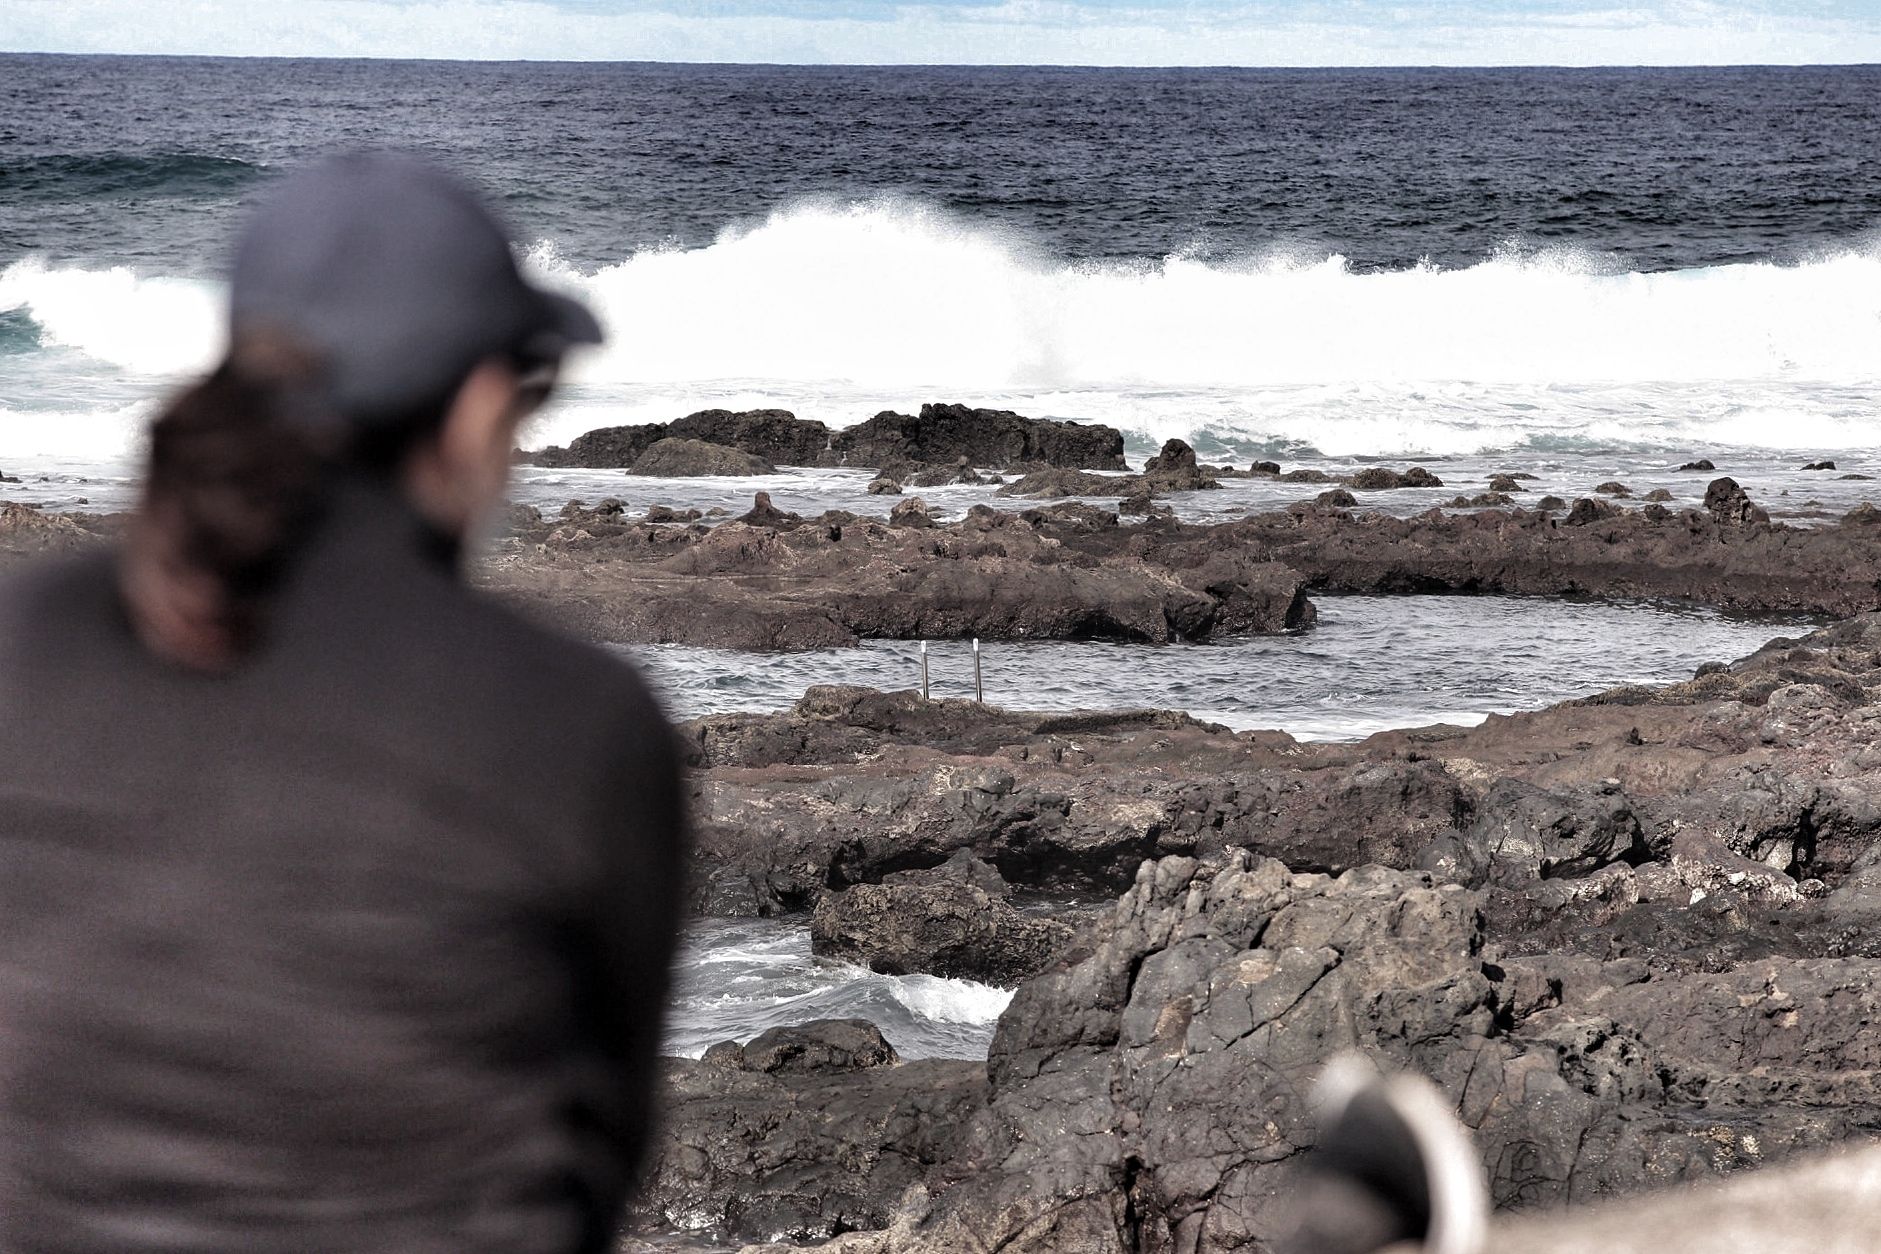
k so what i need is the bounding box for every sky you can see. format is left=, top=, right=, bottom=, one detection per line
left=3, top=0, right=1880, bottom=66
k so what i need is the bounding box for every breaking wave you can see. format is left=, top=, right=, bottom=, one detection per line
left=5, top=199, right=1881, bottom=459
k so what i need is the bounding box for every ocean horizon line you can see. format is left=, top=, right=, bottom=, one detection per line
left=3, top=49, right=1880, bottom=72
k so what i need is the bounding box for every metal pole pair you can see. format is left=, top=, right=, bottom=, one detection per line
left=918, top=639, right=983, bottom=703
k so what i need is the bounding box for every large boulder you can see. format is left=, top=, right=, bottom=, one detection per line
left=631, top=437, right=775, bottom=477
left=811, top=854, right=1074, bottom=985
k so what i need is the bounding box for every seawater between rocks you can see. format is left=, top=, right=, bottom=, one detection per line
left=648, top=593, right=1813, bottom=1061
left=624, top=594, right=1814, bottom=741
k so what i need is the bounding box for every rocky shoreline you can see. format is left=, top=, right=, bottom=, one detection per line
left=6, top=454, right=1880, bottom=1250
left=632, top=611, right=1881, bottom=1250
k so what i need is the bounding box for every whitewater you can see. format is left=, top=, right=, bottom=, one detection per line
left=5, top=202, right=1881, bottom=476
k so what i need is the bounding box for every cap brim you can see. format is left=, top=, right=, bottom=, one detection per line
left=524, top=288, right=604, bottom=357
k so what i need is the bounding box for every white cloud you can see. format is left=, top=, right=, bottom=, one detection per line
left=1, top=0, right=1878, bottom=64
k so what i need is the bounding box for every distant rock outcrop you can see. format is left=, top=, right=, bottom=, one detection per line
left=521, top=403, right=1126, bottom=471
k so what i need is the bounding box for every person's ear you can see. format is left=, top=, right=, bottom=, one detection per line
left=403, top=359, right=524, bottom=536
left=439, top=359, right=525, bottom=476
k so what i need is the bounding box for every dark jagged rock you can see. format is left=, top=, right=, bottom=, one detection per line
left=832, top=403, right=1126, bottom=470
left=997, top=467, right=1122, bottom=499
left=1418, top=779, right=1647, bottom=887
left=1348, top=465, right=1444, bottom=490
left=719, top=1020, right=901, bottom=1075
left=1448, top=492, right=1515, bottom=508
left=1535, top=494, right=1568, bottom=510
left=1249, top=460, right=1281, bottom=475
left=905, top=458, right=983, bottom=488
left=1487, top=474, right=1523, bottom=493
left=735, top=491, right=801, bottom=529
left=524, top=407, right=830, bottom=468
left=1139, top=439, right=1219, bottom=492
left=523, top=404, right=1123, bottom=471
left=1594, top=480, right=1632, bottom=497
left=1278, top=467, right=1335, bottom=483
left=1644, top=487, right=1674, bottom=502
left=1565, top=497, right=1619, bottom=525
left=811, top=855, right=1074, bottom=985
left=1316, top=488, right=1358, bottom=508
left=629, top=1021, right=984, bottom=1244
left=630, top=437, right=775, bottom=477
left=866, top=476, right=902, bottom=496
left=642, top=504, right=702, bottom=523
left=887, top=497, right=932, bottom=528
left=1679, top=458, right=1717, bottom=472
left=1704, top=476, right=1770, bottom=525
left=1802, top=460, right=1837, bottom=471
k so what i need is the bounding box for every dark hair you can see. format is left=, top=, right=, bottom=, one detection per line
left=119, top=333, right=448, bottom=672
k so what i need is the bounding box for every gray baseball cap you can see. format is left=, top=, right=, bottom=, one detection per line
left=228, top=151, right=601, bottom=423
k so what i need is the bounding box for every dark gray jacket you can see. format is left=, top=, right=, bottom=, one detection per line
left=0, top=479, right=685, bottom=1253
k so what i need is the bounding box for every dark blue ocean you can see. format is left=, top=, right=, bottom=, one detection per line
left=5, top=55, right=1880, bottom=486
left=0, top=56, right=1864, bottom=1059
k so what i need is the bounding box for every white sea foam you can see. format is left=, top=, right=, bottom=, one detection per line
left=8, top=200, right=1881, bottom=460
left=0, top=257, right=222, bottom=376
left=884, top=972, right=1015, bottom=1024
left=529, top=201, right=1881, bottom=391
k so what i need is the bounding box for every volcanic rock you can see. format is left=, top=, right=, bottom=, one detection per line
left=1565, top=497, right=1619, bottom=525
left=771, top=852, right=1881, bottom=1254
left=887, top=497, right=932, bottom=528
left=832, top=403, right=1126, bottom=470
left=1704, top=476, right=1770, bottom=525
left=1802, top=460, right=1837, bottom=471
left=1140, top=439, right=1219, bottom=492
left=630, top=1021, right=984, bottom=1243
left=866, top=476, right=902, bottom=496
left=811, top=856, right=1073, bottom=984
left=631, top=437, right=775, bottom=477
left=997, top=467, right=1121, bottom=499
left=1679, top=458, right=1717, bottom=472
left=1348, top=465, right=1445, bottom=490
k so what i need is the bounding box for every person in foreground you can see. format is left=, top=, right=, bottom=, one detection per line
left=0, top=153, right=686, bottom=1252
